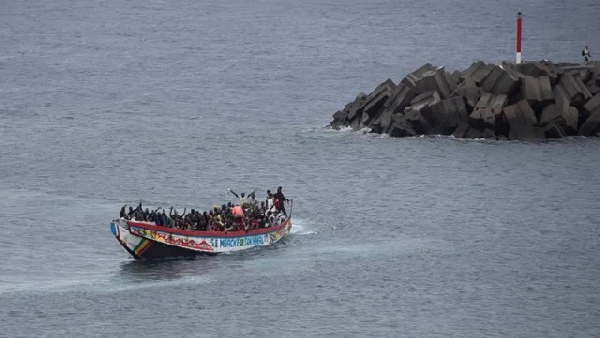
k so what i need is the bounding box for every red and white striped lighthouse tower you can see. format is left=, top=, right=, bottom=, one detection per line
left=516, top=11, right=523, bottom=64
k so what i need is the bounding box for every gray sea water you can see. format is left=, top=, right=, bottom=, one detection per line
left=2, top=0, right=600, bottom=337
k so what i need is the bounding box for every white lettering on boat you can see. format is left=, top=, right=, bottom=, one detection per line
left=218, top=235, right=265, bottom=248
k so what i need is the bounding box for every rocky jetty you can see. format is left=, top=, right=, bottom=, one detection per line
left=329, top=61, right=600, bottom=139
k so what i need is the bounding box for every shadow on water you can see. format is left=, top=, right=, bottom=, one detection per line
left=117, top=256, right=214, bottom=283
left=117, top=238, right=295, bottom=278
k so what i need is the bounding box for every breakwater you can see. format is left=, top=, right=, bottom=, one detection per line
left=330, top=61, right=600, bottom=139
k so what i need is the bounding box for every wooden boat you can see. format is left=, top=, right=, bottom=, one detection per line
left=110, top=217, right=292, bottom=259
left=110, top=215, right=292, bottom=260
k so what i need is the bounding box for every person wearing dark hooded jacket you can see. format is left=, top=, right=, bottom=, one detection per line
left=274, top=186, right=287, bottom=215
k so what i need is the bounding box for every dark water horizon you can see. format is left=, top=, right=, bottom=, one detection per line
left=1, top=0, right=600, bottom=337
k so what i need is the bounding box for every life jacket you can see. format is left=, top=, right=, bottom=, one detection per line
left=274, top=199, right=280, bottom=210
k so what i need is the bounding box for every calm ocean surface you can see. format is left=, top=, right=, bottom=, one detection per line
left=1, top=0, right=600, bottom=337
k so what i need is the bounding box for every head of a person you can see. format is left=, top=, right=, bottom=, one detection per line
left=267, top=190, right=270, bottom=195
left=240, top=193, right=245, bottom=198
left=277, top=186, right=282, bottom=192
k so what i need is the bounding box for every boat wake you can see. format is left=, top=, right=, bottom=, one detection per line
left=289, top=218, right=317, bottom=235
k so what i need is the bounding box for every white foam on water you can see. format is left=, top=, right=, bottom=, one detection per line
left=289, top=218, right=317, bottom=235
left=297, top=236, right=451, bottom=259
left=0, top=272, right=214, bottom=296
left=90, top=275, right=213, bottom=294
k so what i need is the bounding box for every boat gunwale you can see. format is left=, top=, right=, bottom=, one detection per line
left=126, top=218, right=291, bottom=238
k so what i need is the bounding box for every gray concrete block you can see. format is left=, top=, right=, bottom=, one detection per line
left=558, top=74, right=593, bottom=107
left=578, top=109, right=600, bottom=136
left=521, top=76, right=554, bottom=106
left=469, top=107, right=502, bottom=131
left=539, top=104, right=579, bottom=135
left=563, top=107, right=580, bottom=135
left=388, top=118, right=418, bottom=137
left=355, top=92, right=368, bottom=101
left=413, top=66, right=457, bottom=99
left=424, top=97, right=470, bottom=135
left=409, top=91, right=441, bottom=109
left=474, top=92, right=508, bottom=110
left=588, top=85, right=600, bottom=95
left=404, top=107, right=433, bottom=135
left=460, top=61, right=495, bottom=85
left=583, top=92, right=600, bottom=114
left=450, top=70, right=461, bottom=85
left=481, top=128, right=495, bottom=138
left=388, top=83, right=418, bottom=114
left=329, top=109, right=348, bottom=129
left=375, top=78, right=397, bottom=92
left=452, top=122, right=470, bottom=138
left=503, top=100, right=539, bottom=139
left=401, top=63, right=436, bottom=91
left=539, top=104, right=557, bottom=125
left=346, top=101, right=364, bottom=122
left=359, top=79, right=396, bottom=126
left=465, top=128, right=483, bottom=139
left=369, top=109, right=394, bottom=134
left=554, top=83, right=571, bottom=111
left=349, top=115, right=361, bottom=130
left=481, top=66, right=521, bottom=95
left=515, top=61, right=562, bottom=84
left=332, top=110, right=347, bottom=122
left=542, top=121, right=567, bottom=138
left=453, top=78, right=481, bottom=109
left=362, top=90, right=391, bottom=125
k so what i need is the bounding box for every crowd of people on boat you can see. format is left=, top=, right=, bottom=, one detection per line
left=118, top=187, right=289, bottom=232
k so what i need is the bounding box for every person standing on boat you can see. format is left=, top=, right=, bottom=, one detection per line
left=227, top=188, right=255, bottom=207
left=265, top=190, right=271, bottom=206
left=128, top=201, right=142, bottom=219
left=120, top=204, right=127, bottom=219
left=247, top=191, right=259, bottom=208
left=274, top=186, right=288, bottom=216
left=266, top=191, right=274, bottom=212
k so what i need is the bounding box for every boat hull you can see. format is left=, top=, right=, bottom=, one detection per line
left=110, top=218, right=292, bottom=260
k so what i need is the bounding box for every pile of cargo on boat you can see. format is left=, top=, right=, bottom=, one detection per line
left=110, top=187, right=293, bottom=260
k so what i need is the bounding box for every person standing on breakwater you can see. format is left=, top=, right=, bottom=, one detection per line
left=583, top=46, right=591, bottom=62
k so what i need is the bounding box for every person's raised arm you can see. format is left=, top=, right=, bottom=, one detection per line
left=228, top=188, right=240, bottom=199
